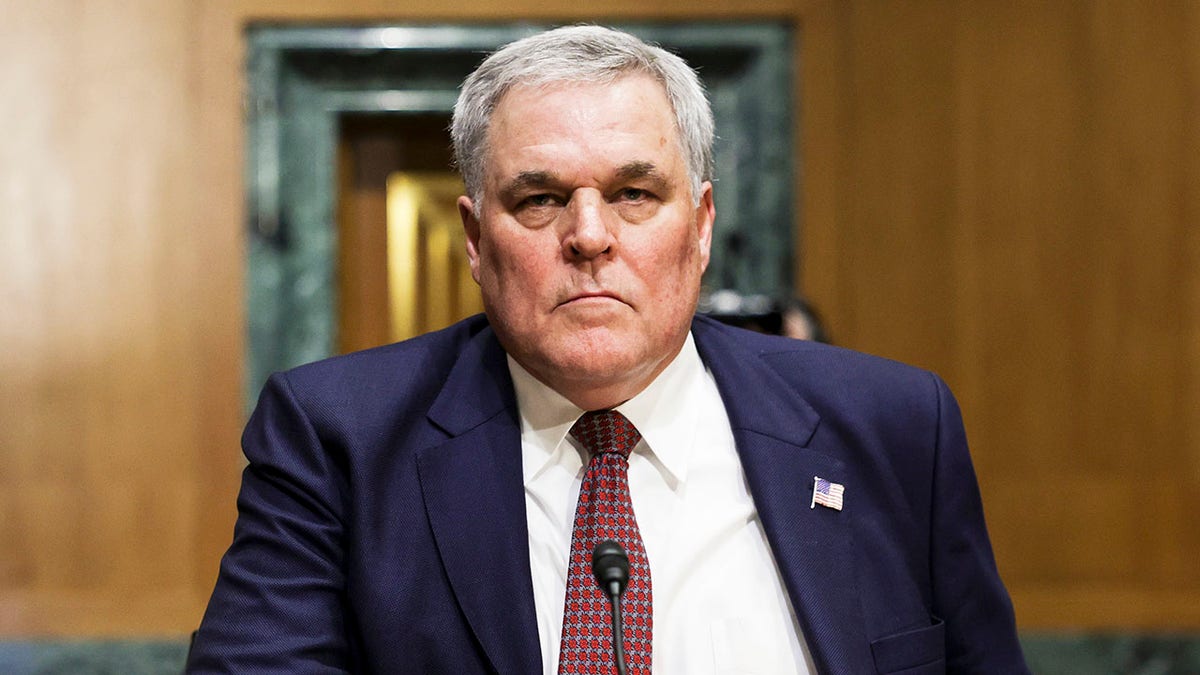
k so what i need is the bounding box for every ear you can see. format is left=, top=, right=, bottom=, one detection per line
left=458, top=195, right=483, bottom=285
left=694, top=181, right=715, bottom=273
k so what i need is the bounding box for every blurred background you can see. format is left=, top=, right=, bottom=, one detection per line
left=2, top=1, right=1198, bottom=672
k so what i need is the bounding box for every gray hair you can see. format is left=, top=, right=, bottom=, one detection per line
left=451, top=25, right=714, bottom=207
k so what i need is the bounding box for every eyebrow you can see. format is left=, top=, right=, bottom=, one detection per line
left=615, top=161, right=661, bottom=182
left=616, top=161, right=672, bottom=194
left=498, top=171, right=557, bottom=203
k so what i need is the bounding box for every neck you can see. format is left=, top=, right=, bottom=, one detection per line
left=532, top=346, right=685, bottom=412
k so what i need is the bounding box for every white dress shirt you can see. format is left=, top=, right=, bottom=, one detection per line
left=510, top=332, right=817, bottom=675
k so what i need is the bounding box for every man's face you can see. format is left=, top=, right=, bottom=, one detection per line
left=459, top=74, right=714, bottom=410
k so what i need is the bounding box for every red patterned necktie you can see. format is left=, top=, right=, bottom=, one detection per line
left=558, top=410, right=652, bottom=675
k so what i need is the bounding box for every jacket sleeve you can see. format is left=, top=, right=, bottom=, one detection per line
left=187, top=372, right=354, bottom=673
left=927, top=373, right=1030, bottom=674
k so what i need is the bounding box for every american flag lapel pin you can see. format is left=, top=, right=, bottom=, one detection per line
left=811, top=476, right=845, bottom=511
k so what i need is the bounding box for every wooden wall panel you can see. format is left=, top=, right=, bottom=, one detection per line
left=802, top=0, right=1200, bottom=628
left=0, top=1, right=242, bottom=634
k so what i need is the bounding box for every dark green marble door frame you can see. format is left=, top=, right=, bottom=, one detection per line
left=245, top=23, right=796, bottom=403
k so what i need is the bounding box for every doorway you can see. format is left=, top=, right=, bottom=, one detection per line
left=336, top=114, right=482, bottom=354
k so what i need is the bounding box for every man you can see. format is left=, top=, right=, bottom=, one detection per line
left=189, top=26, right=1028, bottom=674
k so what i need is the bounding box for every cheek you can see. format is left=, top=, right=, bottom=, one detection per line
left=480, top=230, right=557, bottom=297
left=624, top=235, right=703, bottom=312
left=647, top=227, right=703, bottom=276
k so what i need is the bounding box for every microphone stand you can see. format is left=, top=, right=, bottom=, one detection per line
left=592, top=540, right=631, bottom=675
left=603, top=578, right=629, bottom=675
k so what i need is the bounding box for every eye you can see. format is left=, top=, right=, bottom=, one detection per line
left=617, top=188, right=648, bottom=202
left=511, top=193, right=564, bottom=227
left=522, top=193, right=559, bottom=207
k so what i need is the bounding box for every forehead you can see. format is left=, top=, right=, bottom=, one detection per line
left=482, top=75, right=685, bottom=182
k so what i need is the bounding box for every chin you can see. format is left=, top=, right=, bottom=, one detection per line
left=549, top=343, right=640, bottom=377
left=498, top=318, right=677, bottom=395
left=521, top=336, right=638, bottom=380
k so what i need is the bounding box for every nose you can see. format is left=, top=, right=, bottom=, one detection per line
left=563, top=190, right=614, bottom=260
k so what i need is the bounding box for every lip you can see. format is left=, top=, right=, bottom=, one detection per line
left=558, top=291, right=625, bottom=308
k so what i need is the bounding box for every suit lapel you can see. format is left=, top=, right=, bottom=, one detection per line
left=692, top=318, right=874, bottom=674
left=418, top=328, right=541, bottom=675
left=412, top=318, right=874, bottom=673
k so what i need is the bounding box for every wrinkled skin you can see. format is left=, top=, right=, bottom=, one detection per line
left=459, top=75, right=715, bottom=410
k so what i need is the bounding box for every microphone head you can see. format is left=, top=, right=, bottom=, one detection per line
left=591, top=540, right=630, bottom=597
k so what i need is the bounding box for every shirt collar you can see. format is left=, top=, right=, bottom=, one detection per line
left=612, top=332, right=703, bottom=488
left=508, top=332, right=706, bottom=489
left=508, top=353, right=584, bottom=486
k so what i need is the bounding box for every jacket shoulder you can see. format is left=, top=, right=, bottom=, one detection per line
left=262, top=314, right=494, bottom=432
left=286, top=313, right=486, bottom=381
left=692, top=314, right=941, bottom=401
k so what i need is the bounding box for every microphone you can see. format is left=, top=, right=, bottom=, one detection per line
left=592, top=540, right=630, bottom=675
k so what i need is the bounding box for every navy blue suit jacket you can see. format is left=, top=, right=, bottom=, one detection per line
left=188, top=314, right=1027, bottom=674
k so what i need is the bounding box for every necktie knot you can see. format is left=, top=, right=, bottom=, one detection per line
left=570, top=410, right=642, bottom=460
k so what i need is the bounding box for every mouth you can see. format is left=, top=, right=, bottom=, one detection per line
left=558, top=290, right=625, bottom=309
